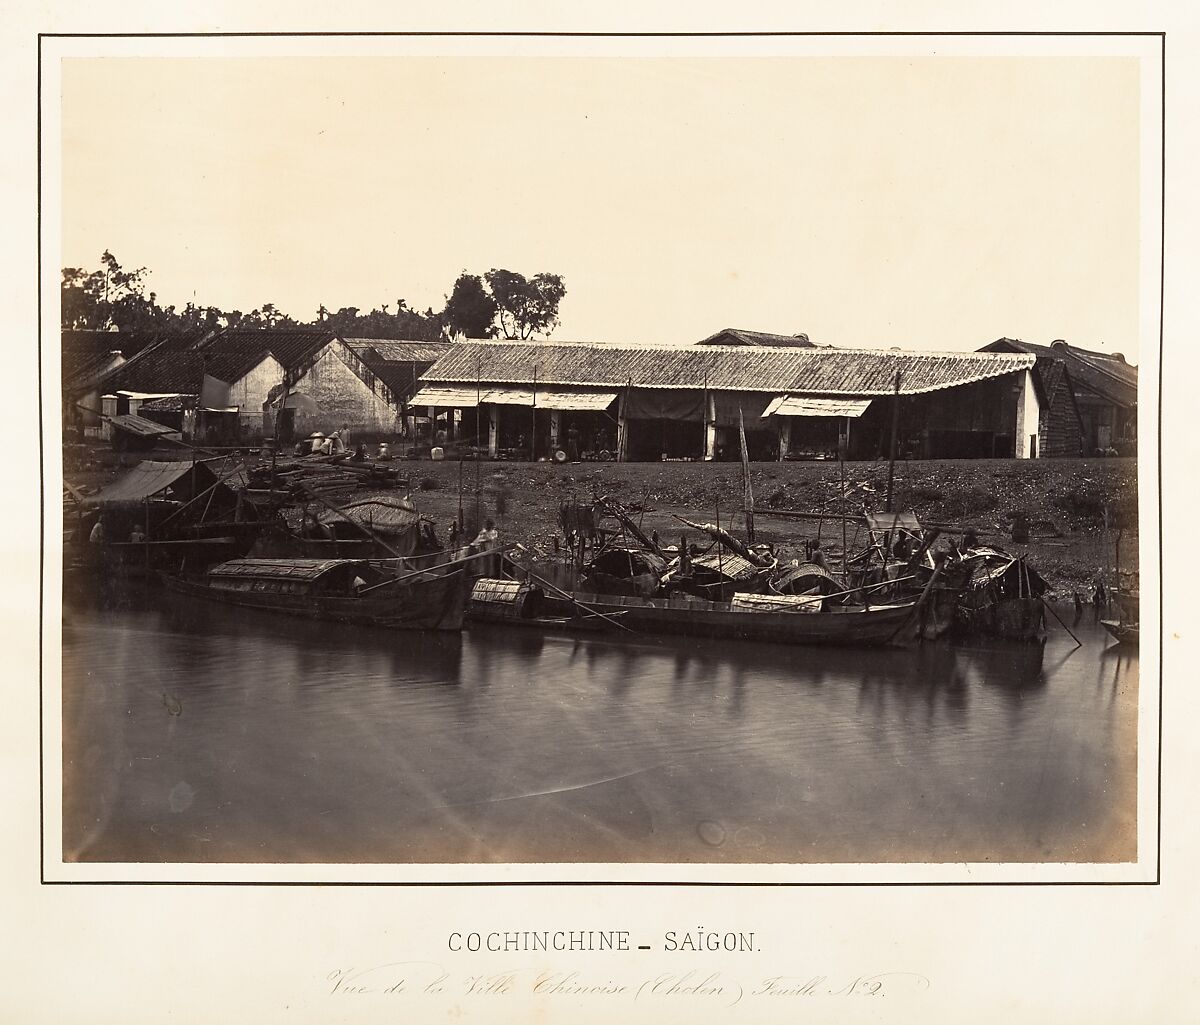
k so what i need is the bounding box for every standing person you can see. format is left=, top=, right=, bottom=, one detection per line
left=472, top=518, right=500, bottom=575
left=567, top=423, right=580, bottom=463
left=340, top=424, right=351, bottom=451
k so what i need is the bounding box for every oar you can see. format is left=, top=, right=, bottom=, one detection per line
left=509, top=544, right=636, bottom=634
left=356, top=544, right=515, bottom=594
left=1040, top=596, right=1082, bottom=649
left=886, top=559, right=946, bottom=644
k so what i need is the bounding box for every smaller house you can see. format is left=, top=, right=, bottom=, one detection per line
left=697, top=328, right=815, bottom=347
left=268, top=336, right=449, bottom=442
left=981, top=338, right=1136, bottom=455
left=62, top=329, right=162, bottom=436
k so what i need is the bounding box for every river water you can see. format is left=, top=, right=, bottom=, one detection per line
left=61, top=589, right=1138, bottom=865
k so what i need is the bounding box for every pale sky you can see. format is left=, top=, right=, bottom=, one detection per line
left=61, top=57, right=1141, bottom=359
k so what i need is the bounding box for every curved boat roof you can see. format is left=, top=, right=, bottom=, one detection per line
left=208, top=558, right=366, bottom=583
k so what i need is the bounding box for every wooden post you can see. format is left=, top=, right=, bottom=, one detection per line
left=886, top=370, right=902, bottom=512
left=530, top=365, right=538, bottom=462
left=739, top=406, right=755, bottom=543
left=839, top=419, right=847, bottom=581
left=144, top=496, right=151, bottom=577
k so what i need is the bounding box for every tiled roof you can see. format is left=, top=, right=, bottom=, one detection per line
left=104, top=329, right=334, bottom=394
left=198, top=329, right=334, bottom=382
left=342, top=338, right=452, bottom=399
left=61, top=329, right=160, bottom=381
left=981, top=338, right=1137, bottom=408
left=104, top=336, right=207, bottom=394
left=342, top=338, right=452, bottom=362
left=421, top=340, right=1035, bottom=396
left=697, top=328, right=815, bottom=347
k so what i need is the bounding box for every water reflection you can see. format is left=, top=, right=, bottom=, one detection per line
left=61, top=591, right=1138, bottom=865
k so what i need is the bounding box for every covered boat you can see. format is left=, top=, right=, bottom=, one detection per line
left=560, top=589, right=924, bottom=646
left=956, top=548, right=1049, bottom=641
left=163, top=552, right=478, bottom=630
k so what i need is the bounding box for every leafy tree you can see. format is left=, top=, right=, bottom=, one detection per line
left=442, top=273, right=497, bottom=339
left=483, top=269, right=566, bottom=339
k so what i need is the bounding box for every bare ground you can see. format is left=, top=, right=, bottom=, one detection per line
left=399, top=456, right=1140, bottom=599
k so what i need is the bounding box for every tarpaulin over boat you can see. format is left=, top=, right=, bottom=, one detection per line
left=772, top=562, right=841, bottom=595
left=208, top=558, right=364, bottom=583
left=316, top=497, right=421, bottom=535
left=691, top=553, right=761, bottom=582
left=965, top=549, right=1049, bottom=595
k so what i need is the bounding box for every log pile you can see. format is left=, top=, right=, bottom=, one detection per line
left=243, top=457, right=407, bottom=499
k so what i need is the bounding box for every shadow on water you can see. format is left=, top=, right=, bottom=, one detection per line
left=60, top=589, right=1139, bottom=865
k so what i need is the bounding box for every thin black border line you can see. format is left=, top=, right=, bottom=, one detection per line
left=1156, top=31, right=1165, bottom=887
left=37, top=30, right=1161, bottom=892
left=39, top=31, right=1167, bottom=38
left=37, top=31, right=45, bottom=886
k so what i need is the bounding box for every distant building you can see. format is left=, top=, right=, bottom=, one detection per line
left=82, top=329, right=451, bottom=444
left=697, top=328, right=814, bottom=347
left=412, top=339, right=1044, bottom=462
left=981, top=338, right=1136, bottom=455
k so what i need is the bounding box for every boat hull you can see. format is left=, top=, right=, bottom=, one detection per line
left=956, top=597, right=1045, bottom=642
left=567, top=591, right=919, bottom=646
left=164, top=568, right=468, bottom=631
left=1101, top=619, right=1139, bottom=646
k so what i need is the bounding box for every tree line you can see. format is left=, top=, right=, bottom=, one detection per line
left=62, top=252, right=566, bottom=342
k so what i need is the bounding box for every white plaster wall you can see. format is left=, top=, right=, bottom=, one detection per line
left=1014, top=368, right=1041, bottom=458
left=287, top=343, right=399, bottom=435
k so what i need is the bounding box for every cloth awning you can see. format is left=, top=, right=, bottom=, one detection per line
left=410, top=385, right=491, bottom=407
left=762, top=396, right=874, bottom=418
left=410, top=385, right=617, bottom=411
left=85, top=460, right=198, bottom=504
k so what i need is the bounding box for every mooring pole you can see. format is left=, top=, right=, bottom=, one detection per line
left=886, top=370, right=902, bottom=512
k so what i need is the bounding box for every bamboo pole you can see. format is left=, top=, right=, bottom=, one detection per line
left=295, top=484, right=406, bottom=559
left=1041, top=596, right=1083, bottom=649
left=886, top=370, right=902, bottom=512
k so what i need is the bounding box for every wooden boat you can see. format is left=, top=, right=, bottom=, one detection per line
left=1101, top=618, right=1139, bottom=646
left=163, top=552, right=480, bottom=631
left=956, top=549, right=1048, bottom=642
left=537, top=589, right=923, bottom=647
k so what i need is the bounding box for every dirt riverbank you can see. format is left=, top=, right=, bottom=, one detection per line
left=393, top=456, right=1139, bottom=599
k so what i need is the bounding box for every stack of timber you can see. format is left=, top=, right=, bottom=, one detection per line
left=243, top=457, right=407, bottom=500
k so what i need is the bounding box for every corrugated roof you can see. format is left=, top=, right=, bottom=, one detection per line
left=422, top=341, right=1035, bottom=396
left=697, top=328, right=814, bottom=347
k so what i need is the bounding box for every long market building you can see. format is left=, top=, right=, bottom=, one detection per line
left=409, top=339, right=1051, bottom=462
